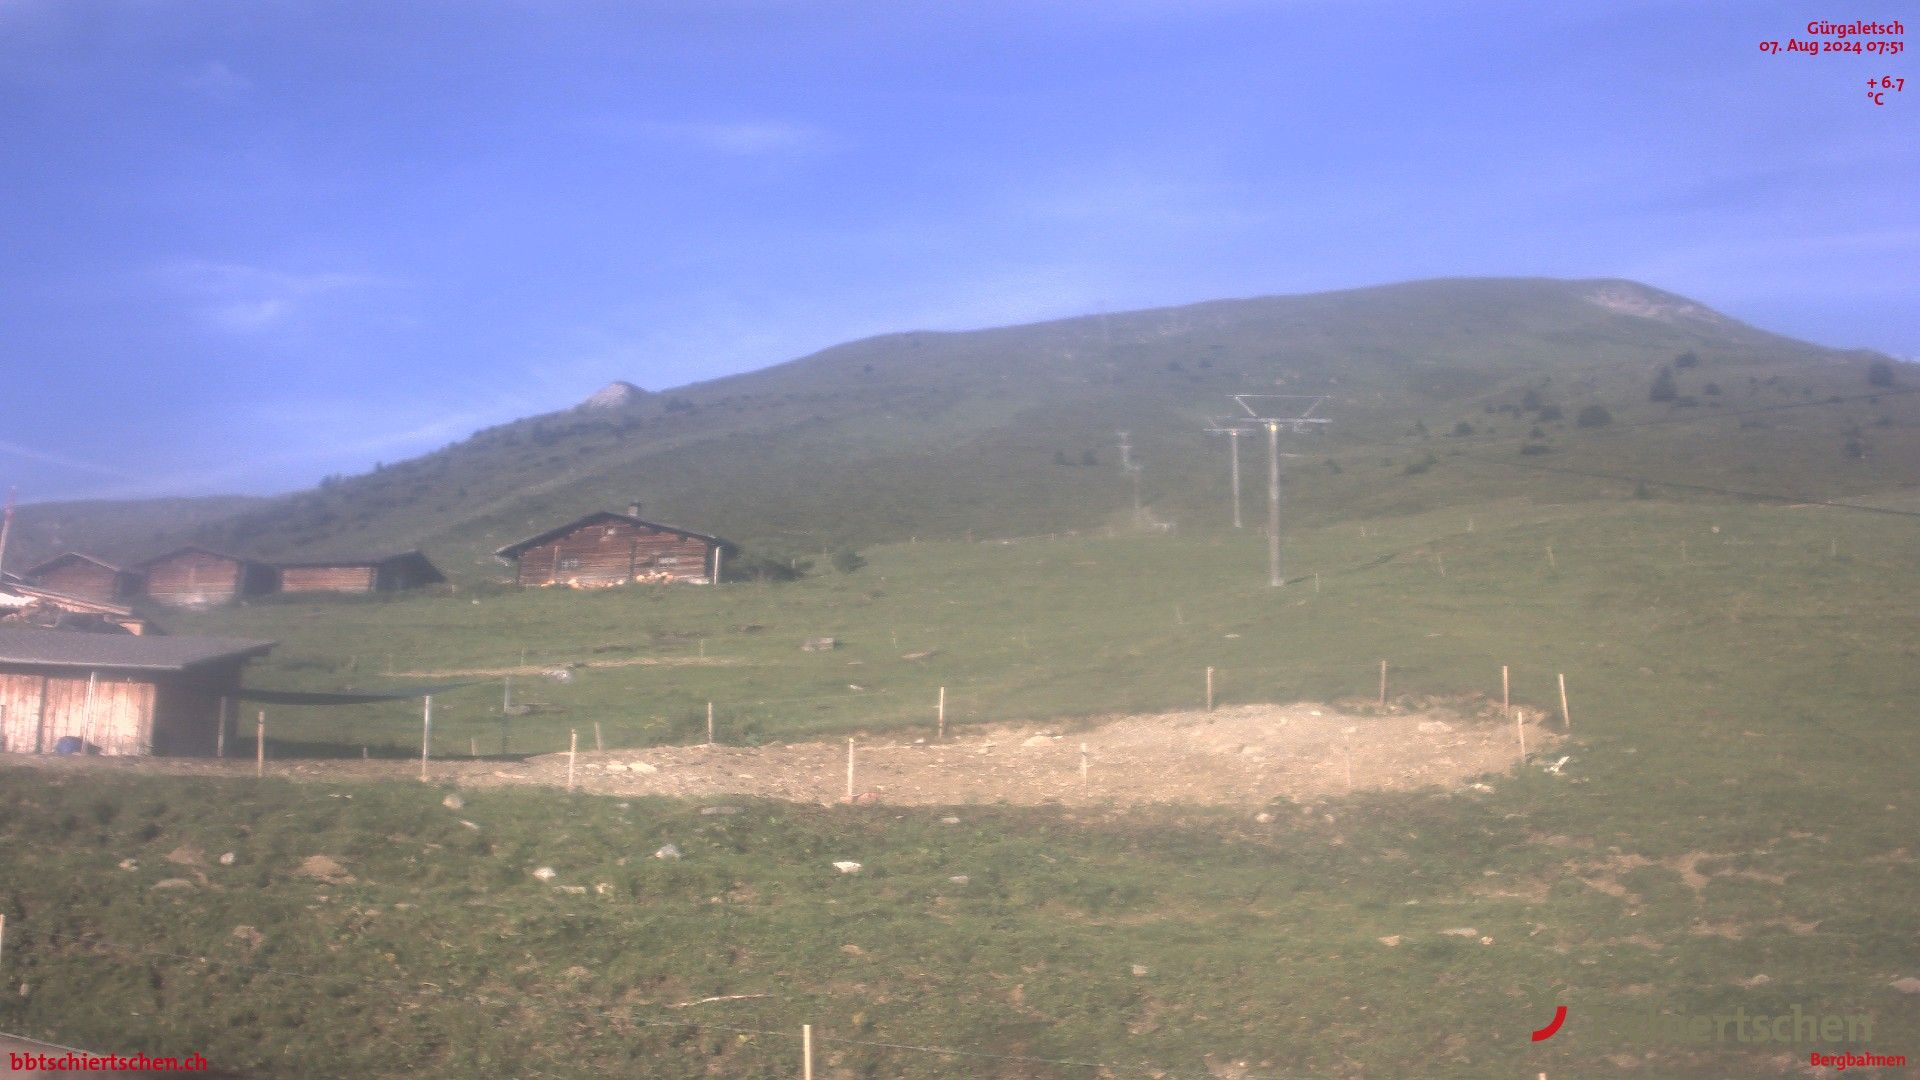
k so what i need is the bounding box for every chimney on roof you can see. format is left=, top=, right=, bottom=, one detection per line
left=626, top=502, right=642, bottom=518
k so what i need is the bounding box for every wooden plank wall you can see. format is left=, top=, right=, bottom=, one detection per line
left=144, top=553, right=248, bottom=607
left=33, top=561, right=124, bottom=602
left=37, top=675, right=154, bottom=755
left=516, top=522, right=715, bottom=587
left=0, top=673, right=46, bottom=754
left=279, top=566, right=378, bottom=594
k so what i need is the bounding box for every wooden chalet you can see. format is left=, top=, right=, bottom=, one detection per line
left=21, top=552, right=140, bottom=603
left=0, top=581, right=151, bottom=636
left=0, top=626, right=274, bottom=756
left=275, top=551, right=445, bottom=595
left=136, top=547, right=276, bottom=608
left=495, top=504, right=733, bottom=587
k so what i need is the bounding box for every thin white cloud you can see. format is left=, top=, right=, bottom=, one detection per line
left=181, top=60, right=250, bottom=101
left=586, top=117, right=828, bottom=155
left=0, top=439, right=134, bottom=479
left=158, top=260, right=395, bottom=332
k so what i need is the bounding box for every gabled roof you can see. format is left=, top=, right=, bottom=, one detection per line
left=0, top=582, right=139, bottom=618
left=135, top=546, right=273, bottom=570
left=494, top=511, right=733, bottom=562
left=23, top=552, right=129, bottom=577
left=0, top=626, right=272, bottom=672
left=274, top=549, right=440, bottom=571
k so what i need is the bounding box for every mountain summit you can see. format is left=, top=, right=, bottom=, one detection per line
left=580, top=381, right=649, bottom=409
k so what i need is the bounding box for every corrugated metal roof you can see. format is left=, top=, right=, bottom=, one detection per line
left=0, top=627, right=274, bottom=672
left=22, top=551, right=129, bottom=576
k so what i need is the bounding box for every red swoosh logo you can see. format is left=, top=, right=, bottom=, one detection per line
left=1531, top=1005, right=1568, bottom=1042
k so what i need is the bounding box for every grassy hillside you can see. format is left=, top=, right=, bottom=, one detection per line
left=11, top=277, right=1912, bottom=578
left=1, top=495, right=1916, bottom=1076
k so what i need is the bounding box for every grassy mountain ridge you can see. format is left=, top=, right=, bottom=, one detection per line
left=10, top=277, right=1910, bottom=577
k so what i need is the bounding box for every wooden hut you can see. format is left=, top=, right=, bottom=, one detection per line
left=136, top=547, right=276, bottom=608
left=21, top=553, right=140, bottom=603
left=0, top=627, right=273, bottom=756
left=495, top=505, right=732, bottom=587
left=274, top=551, right=445, bottom=595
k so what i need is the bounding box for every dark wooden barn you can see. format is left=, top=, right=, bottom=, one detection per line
left=0, top=627, right=274, bottom=756
left=137, top=547, right=277, bottom=608
left=495, top=505, right=733, bottom=587
left=21, top=552, right=140, bottom=603
left=275, top=551, right=445, bottom=595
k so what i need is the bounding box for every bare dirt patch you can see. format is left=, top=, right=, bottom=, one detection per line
left=2, top=700, right=1557, bottom=808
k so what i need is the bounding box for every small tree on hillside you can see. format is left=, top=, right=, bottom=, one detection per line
left=1868, top=360, right=1897, bottom=388
left=1650, top=367, right=1679, bottom=402
left=1576, top=405, right=1614, bottom=428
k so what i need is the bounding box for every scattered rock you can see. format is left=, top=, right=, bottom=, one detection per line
left=1022, top=735, right=1057, bottom=748
left=543, top=668, right=574, bottom=683
left=165, top=846, right=205, bottom=867
left=442, top=793, right=465, bottom=810
left=556, top=885, right=587, bottom=895
left=531, top=866, right=558, bottom=882
left=832, top=860, right=862, bottom=874
left=151, top=878, right=195, bottom=890
left=460, top=820, right=480, bottom=831
left=1131, top=964, right=1150, bottom=977
left=654, top=844, right=682, bottom=861
left=940, top=816, right=961, bottom=825
left=230, top=926, right=264, bottom=950
left=1441, top=927, right=1478, bottom=937
left=594, top=882, right=613, bottom=895
left=1479, top=936, right=1494, bottom=946
left=604, top=762, right=627, bottom=773
left=699, top=806, right=742, bottom=816
left=1378, top=936, right=1402, bottom=947
left=1254, top=812, right=1274, bottom=824
left=900, top=650, right=938, bottom=661
left=1417, top=721, right=1452, bottom=734
left=118, top=858, right=138, bottom=871
left=948, top=875, right=969, bottom=885
left=218, top=852, right=237, bottom=866
left=1891, top=977, right=1920, bottom=994
left=840, top=944, right=864, bottom=955
left=298, top=855, right=355, bottom=884
left=1740, top=974, right=1772, bottom=988
left=630, top=761, right=659, bottom=774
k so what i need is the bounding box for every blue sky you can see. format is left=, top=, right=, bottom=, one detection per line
left=1, top=1, right=1913, bottom=501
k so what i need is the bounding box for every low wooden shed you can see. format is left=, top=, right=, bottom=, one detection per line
left=0, top=582, right=151, bottom=636
left=275, top=551, right=445, bottom=595
left=21, top=553, right=140, bottom=603
left=495, top=505, right=732, bottom=587
left=137, top=547, right=276, bottom=607
left=0, top=627, right=274, bottom=756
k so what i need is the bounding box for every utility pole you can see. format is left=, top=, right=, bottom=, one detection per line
left=1204, top=421, right=1244, bottom=529
left=1221, top=395, right=1330, bottom=588
left=1266, top=420, right=1281, bottom=586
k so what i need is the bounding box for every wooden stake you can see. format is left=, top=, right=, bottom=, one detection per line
left=1080, top=743, right=1089, bottom=788
left=802, top=1024, right=813, bottom=1080
left=362, top=746, right=369, bottom=760
left=1558, top=673, right=1571, bottom=730
left=255, top=712, right=265, bottom=778
left=706, top=701, right=715, bottom=745
left=594, top=721, right=604, bottom=753
left=1313, top=571, right=1320, bottom=593
left=1436, top=552, right=1446, bottom=577
left=567, top=729, right=578, bottom=793
left=1205, top=667, right=1215, bottom=712
left=1502, top=665, right=1510, bottom=711
left=469, top=737, right=478, bottom=758
left=1516, top=707, right=1526, bottom=761
left=845, top=738, right=855, bottom=801
left=419, top=695, right=434, bottom=781
left=1546, top=545, right=1556, bottom=570
left=2, top=912, right=8, bottom=973
left=1378, top=660, right=1388, bottom=706
left=215, top=695, right=227, bottom=759
left=936, top=686, right=946, bottom=740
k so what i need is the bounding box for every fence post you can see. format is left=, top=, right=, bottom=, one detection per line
left=255, top=712, right=265, bottom=778
left=567, top=730, right=578, bottom=793
left=802, top=1024, right=813, bottom=1080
